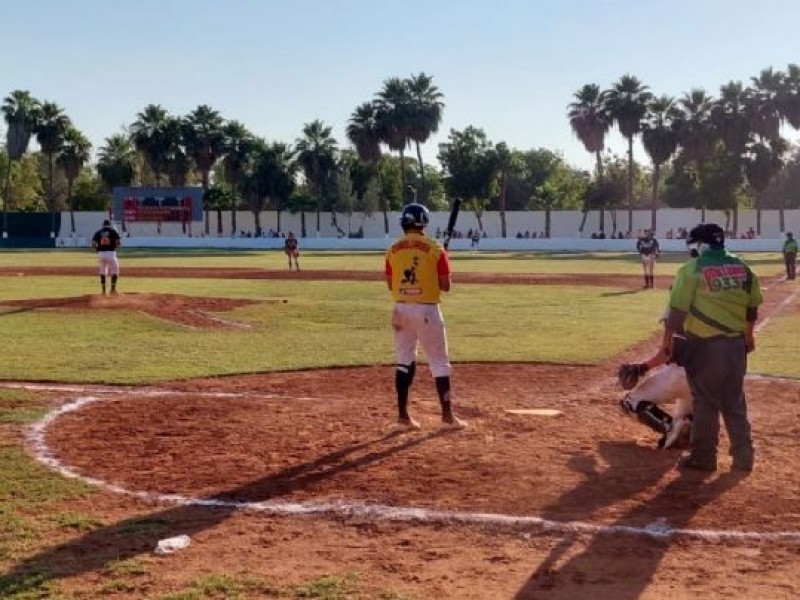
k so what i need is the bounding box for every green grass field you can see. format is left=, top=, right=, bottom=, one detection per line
left=0, top=247, right=788, bottom=277
left=0, top=249, right=798, bottom=599
left=0, top=249, right=795, bottom=382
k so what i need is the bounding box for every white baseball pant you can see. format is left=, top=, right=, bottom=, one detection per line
left=622, top=363, right=692, bottom=420
left=97, top=251, right=120, bottom=276
left=392, top=303, right=451, bottom=378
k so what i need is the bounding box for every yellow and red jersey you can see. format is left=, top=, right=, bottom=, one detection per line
left=385, top=231, right=450, bottom=303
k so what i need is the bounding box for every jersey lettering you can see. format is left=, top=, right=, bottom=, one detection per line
left=702, top=264, right=747, bottom=292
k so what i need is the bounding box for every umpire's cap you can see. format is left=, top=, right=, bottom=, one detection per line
left=687, top=223, right=725, bottom=248
left=400, top=204, right=429, bottom=229
left=102, top=219, right=111, bottom=227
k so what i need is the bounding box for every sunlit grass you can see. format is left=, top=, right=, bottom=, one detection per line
left=0, top=248, right=785, bottom=278
left=0, top=278, right=667, bottom=383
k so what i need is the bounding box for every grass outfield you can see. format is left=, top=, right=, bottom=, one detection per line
left=0, top=248, right=788, bottom=277
left=0, top=277, right=665, bottom=383
left=0, top=251, right=795, bottom=382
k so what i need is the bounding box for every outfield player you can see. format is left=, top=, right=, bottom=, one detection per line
left=91, top=219, right=121, bottom=295
left=636, top=229, right=660, bottom=289
left=385, top=204, right=466, bottom=430
left=284, top=231, right=300, bottom=270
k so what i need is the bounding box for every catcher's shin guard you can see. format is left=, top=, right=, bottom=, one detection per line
left=635, top=401, right=673, bottom=434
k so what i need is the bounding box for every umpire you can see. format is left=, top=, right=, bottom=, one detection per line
left=783, top=232, right=798, bottom=280
left=662, top=223, right=762, bottom=472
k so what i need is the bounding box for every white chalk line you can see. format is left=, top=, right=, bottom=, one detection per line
left=26, top=392, right=800, bottom=545
left=755, top=284, right=798, bottom=333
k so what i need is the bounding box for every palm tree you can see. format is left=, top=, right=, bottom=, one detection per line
left=604, top=75, right=652, bottom=232
left=781, top=64, right=800, bottom=130
left=130, top=104, right=170, bottom=186
left=494, top=142, right=524, bottom=238
left=1, top=90, right=41, bottom=238
left=642, top=95, right=680, bottom=232
left=221, top=120, right=255, bottom=236
left=295, top=119, right=338, bottom=235
left=162, top=116, right=190, bottom=186
left=677, top=89, right=716, bottom=222
left=347, top=102, right=388, bottom=233
left=568, top=84, right=612, bottom=232
left=240, top=138, right=272, bottom=237
left=374, top=77, right=413, bottom=198
left=184, top=105, right=226, bottom=234
left=35, top=101, right=72, bottom=237
left=712, top=82, right=751, bottom=155
left=406, top=72, right=444, bottom=202
left=744, top=138, right=787, bottom=234
left=264, top=142, right=297, bottom=234
left=97, top=134, right=137, bottom=191
left=747, top=67, right=784, bottom=142
left=56, top=126, right=92, bottom=234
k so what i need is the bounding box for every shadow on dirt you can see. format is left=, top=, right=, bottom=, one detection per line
left=0, top=428, right=452, bottom=596
left=513, top=440, right=746, bottom=599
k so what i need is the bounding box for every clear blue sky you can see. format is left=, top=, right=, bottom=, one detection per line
left=1, top=0, right=799, bottom=171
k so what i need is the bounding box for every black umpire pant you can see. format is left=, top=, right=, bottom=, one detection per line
left=683, top=334, right=754, bottom=469
left=784, top=252, right=797, bottom=280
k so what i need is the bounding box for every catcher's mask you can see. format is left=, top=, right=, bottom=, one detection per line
left=687, top=223, right=724, bottom=255
left=400, top=204, right=430, bottom=229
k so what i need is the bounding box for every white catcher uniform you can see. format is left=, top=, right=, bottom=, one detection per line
left=620, top=302, right=693, bottom=448
left=621, top=363, right=693, bottom=449
left=622, top=363, right=692, bottom=421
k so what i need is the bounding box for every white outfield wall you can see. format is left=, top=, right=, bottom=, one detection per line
left=58, top=208, right=800, bottom=252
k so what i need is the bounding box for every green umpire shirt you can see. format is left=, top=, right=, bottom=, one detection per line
left=784, top=238, right=799, bottom=254
left=669, top=248, right=763, bottom=338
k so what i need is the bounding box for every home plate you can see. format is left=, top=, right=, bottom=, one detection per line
left=505, top=409, right=563, bottom=417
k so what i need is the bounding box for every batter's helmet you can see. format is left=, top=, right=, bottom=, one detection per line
left=400, top=204, right=430, bottom=229
left=687, top=223, right=725, bottom=248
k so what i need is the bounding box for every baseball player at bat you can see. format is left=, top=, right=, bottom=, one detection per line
left=384, top=203, right=466, bottom=430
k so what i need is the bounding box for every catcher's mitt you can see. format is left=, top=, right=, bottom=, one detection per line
left=617, top=363, right=648, bottom=390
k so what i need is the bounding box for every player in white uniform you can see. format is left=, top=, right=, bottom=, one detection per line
left=620, top=347, right=693, bottom=449
left=636, top=230, right=660, bottom=288
left=385, top=204, right=466, bottom=430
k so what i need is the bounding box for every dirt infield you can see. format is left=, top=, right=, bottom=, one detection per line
left=4, top=267, right=800, bottom=599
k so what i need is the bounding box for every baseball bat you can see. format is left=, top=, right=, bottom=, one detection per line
left=443, top=198, right=462, bottom=250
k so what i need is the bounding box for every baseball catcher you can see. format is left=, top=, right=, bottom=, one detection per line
left=617, top=326, right=693, bottom=449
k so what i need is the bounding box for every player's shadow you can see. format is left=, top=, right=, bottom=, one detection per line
left=0, top=428, right=449, bottom=596
left=513, top=442, right=746, bottom=600
left=0, top=306, right=36, bottom=317
left=599, top=289, right=645, bottom=297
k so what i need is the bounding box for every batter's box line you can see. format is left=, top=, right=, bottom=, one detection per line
left=27, top=395, right=800, bottom=546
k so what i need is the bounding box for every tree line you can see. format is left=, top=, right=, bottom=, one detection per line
left=3, top=66, right=800, bottom=239
left=569, top=65, right=800, bottom=236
